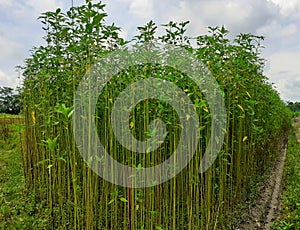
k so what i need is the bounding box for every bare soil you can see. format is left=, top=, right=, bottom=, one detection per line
left=235, top=137, right=289, bottom=229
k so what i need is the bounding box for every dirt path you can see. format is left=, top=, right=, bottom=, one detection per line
left=236, top=117, right=300, bottom=229
left=236, top=138, right=288, bottom=229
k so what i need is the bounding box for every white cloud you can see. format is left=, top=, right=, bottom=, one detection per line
left=267, top=0, right=300, bottom=16
left=265, top=51, right=300, bottom=101
left=267, top=51, right=300, bottom=79
left=0, top=69, right=19, bottom=88
left=106, top=0, right=281, bottom=38
left=0, top=0, right=64, bottom=90
left=26, top=0, right=64, bottom=13
left=0, top=0, right=14, bottom=7
left=275, top=77, right=300, bottom=102
left=0, top=36, right=22, bottom=61
left=280, top=23, right=298, bottom=37
left=128, top=0, right=154, bottom=19
left=179, top=0, right=279, bottom=36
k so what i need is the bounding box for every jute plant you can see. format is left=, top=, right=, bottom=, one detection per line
left=21, top=1, right=291, bottom=229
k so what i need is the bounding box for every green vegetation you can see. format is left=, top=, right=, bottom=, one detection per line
left=0, top=114, right=23, bottom=141
left=0, top=87, right=21, bottom=115
left=286, top=101, right=300, bottom=113
left=0, top=115, right=47, bottom=229
left=273, top=123, right=300, bottom=229
left=286, top=101, right=300, bottom=117
left=292, top=111, right=300, bottom=118
left=18, top=0, right=291, bottom=229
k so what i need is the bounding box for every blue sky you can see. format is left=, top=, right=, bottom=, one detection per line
left=0, top=0, right=300, bottom=101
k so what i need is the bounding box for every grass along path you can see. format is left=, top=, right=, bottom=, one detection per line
left=272, top=117, right=300, bottom=229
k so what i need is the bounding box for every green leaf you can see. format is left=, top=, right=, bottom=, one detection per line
left=47, top=164, right=53, bottom=169
left=43, top=137, right=58, bottom=151
left=58, top=157, right=67, bottom=163
left=93, top=14, right=106, bottom=25
left=237, top=104, right=244, bottom=112
left=108, top=199, right=115, bottom=205
left=86, top=23, right=92, bottom=33
left=61, top=28, right=68, bottom=37
left=120, top=197, right=128, bottom=203
left=150, top=210, right=158, bottom=216
left=111, top=189, right=119, bottom=196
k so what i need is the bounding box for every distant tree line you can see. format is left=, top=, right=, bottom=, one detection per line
left=0, top=86, right=21, bottom=114
left=286, top=101, right=300, bottom=112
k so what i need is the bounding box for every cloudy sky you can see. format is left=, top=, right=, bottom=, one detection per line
left=0, top=0, right=299, bottom=101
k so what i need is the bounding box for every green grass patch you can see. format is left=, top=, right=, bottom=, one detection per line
left=0, top=113, right=22, bottom=118
left=272, top=129, right=300, bottom=229
left=292, top=111, right=300, bottom=118
left=0, top=123, right=48, bottom=229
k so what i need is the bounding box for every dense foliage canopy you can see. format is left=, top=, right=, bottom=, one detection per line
left=20, top=0, right=291, bottom=229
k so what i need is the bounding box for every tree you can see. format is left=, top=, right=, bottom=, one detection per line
left=286, top=101, right=300, bottom=112
left=0, top=86, right=21, bottom=114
